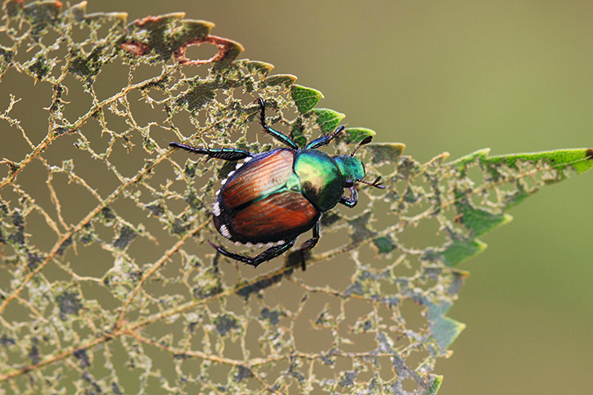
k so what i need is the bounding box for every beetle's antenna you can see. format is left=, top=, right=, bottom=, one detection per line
left=350, top=136, right=373, bottom=157
left=359, top=176, right=386, bottom=189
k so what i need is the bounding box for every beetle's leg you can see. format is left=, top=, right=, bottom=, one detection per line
left=297, top=222, right=320, bottom=271
left=339, top=185, right=358, bottom=208
left=305, top=125, right=345, bottom=150
left=170, top=142, right=252, bottom=161
left=208, top=239, right=296, bottom=268
left=256, top=98, right=298, bottom=149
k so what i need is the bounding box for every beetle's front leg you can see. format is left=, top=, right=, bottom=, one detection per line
left=255, top=98, right=298, bottom=149
left=339, top=185, right=358, bottom=208
left=170, top=142, right=252, bottom=161
left=208, top=239, right=296, bottom=268
left=296, top=222, right=320, bottom=271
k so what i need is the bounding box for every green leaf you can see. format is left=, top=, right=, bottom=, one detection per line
left=454, top=190, right=514, bottom=237
left=263, top=74, right=297, bottom=87
left=309, top=108, right=345, bottom=134
left=291, top=84, right=323, bottom=113
left=441, top=238, right=488, bottom=267
left=424, top=375, right=444, bottom=395
left=236, top=59, right=275, bottom=76
left=448, top=148, right=490, bottom=174
left=373, top=236, right=396, bottom=254
left=428, top=302, right=466, bottom=352
left=484, top=148, right=593, bottom=175
left=342, top=127, right=376, bottom=144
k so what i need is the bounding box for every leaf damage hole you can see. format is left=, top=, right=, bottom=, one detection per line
left=176, top=35, right=243, bottom=65
left=177, top=37, right=229, bottom=65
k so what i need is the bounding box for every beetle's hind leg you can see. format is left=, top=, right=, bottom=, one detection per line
left=208, top=239, right=296, bottom=268
left=255, top=98, right=298, bottom=150
left=170, top=142, right=252, bottom=161
left=295, top=222, right=321, bottom=271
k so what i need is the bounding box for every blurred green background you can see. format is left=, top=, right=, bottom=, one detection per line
left=28, top=1, right=593, bottom=393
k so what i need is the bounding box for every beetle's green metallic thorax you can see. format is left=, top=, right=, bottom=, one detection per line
left=294, top=149, right=344, bottom=212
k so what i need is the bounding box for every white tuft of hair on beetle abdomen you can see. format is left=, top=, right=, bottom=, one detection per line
left=212, top=201, right=221, bottom=217
left=219, top=224, right=232, bottom=239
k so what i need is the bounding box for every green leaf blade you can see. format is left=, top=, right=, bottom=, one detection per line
left=440, top=238, right=488, bottom=267
left=483, top=148, right=593, bottom=176
left=342, top=127, right=376, bottom=144
left=310, top=108, right=345, bottom=134
left=291, top=84, right=323, bottom=114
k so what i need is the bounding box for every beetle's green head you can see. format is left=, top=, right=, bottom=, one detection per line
left=333, top=136, right=385, bottom=190
left=334, top=155, right=366, bottom=184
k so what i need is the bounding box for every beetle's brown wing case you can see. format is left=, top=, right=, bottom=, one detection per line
left=215, top=148, right=317, bottom=243
left=231, top=191, right=319, bottom=242
left=222, top=149, right=294, bottom=209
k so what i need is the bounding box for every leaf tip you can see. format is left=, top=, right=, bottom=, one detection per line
left=425, top=375, right=444, bottom=395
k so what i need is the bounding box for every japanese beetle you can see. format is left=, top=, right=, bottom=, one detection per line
left=170, top=98, right=384, bottom=269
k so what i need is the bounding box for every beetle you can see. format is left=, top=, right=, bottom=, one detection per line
left=170, top=98, right=384, bottom=269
